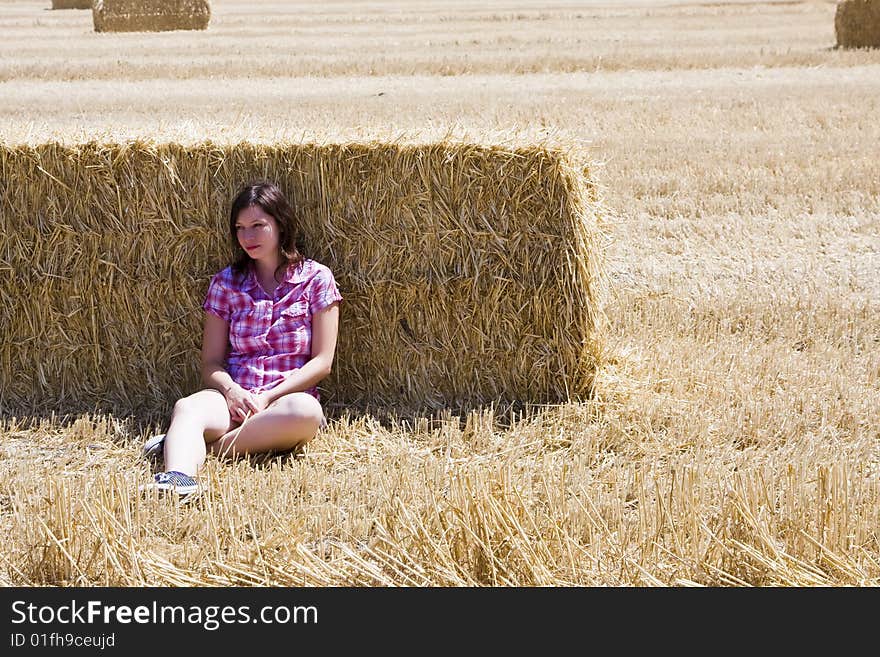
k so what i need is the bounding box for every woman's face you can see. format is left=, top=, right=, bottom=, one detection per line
left=235, top=205, right=280, bottom=261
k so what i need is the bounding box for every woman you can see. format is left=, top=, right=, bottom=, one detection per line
left=140, top=181, right=342, bottom=497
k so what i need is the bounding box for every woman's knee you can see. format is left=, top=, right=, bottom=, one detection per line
left=172, top=394, right=200, bottom=418
left=172, top=389, right=225, bottom=420
left=272, top=393, right=324, bottom=427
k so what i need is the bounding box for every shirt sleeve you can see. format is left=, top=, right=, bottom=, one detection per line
left=203, top=272, right=232, bottom=322
left=309, top=264, right=343, bottom=316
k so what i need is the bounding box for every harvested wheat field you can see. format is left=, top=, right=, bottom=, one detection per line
left=0, top=0, right=878, bottom=588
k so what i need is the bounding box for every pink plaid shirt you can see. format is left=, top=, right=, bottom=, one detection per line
left=202, top=258, right=343, bottom=400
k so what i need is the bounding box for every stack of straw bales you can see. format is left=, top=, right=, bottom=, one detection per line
left=0, top=140, right=608, bottom=418
left=835, top=0, right=880, bottom=48
left=93, top=0, right=210, bottom=33
left=51, top=1, right=93, bottom=8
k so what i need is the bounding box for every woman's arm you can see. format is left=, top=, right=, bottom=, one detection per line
left=260, top=301, right=341, bottom=405
left=201, top=312, right=236, bottom=394
left=202, top=312, right=261, bottom=420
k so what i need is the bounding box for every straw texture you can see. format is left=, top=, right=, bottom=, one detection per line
left=0, top=140, right=607, bottom=418
left=835, top=0, right=880, bottom=48
left=93, top=0, right=210, bottom=33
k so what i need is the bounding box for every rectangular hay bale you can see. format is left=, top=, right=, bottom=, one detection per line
left=93, top=0, right=210, bottom=33
left=835, top=0, right=880, bottom=48
left=0, top=140, right=608, bottom=418
left=52, top=1, right=93, bottom=9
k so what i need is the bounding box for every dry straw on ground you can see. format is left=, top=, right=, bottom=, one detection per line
left=2, top=408, right=877, bottom=586
left=0, top=139, right=608, bottom=420
left=51, top=0, right=93, bottom=9
left=93, top=0, right=210, bottom=33
left=835, top=0, right=880, bottom=48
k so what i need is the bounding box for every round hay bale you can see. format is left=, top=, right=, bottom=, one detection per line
left=835, top=0, right=880, bottom=48
left=51, top=0, right=93, bottom=8
left=93, top=0, right=210, bottom=33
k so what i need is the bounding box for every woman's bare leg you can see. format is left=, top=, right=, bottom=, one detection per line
left=207, top=392, right=324, bottom=459
left=164, top=389, right=235, bottom=476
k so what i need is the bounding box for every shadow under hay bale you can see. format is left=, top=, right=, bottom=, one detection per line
left=93, top=0, right=210, bottom=33
left=0, top=140, right=608, bottom=420
left=51, top=0, right=93, bottom=9
left=835, top=0, right=880, bottom=48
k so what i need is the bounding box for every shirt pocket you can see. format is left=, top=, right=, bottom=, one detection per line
left=280, top=300, right=310, bottom=328
left=229, top=308, right=263, bottom=353
left=276, top=300, right=311, bottom=352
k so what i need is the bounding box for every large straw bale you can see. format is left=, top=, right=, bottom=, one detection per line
left=93, top=0, right=210, bottom=33
left=52, top=0, right=93, bottom=9
left=835, top=0, right=880, bottom=48
left=0, top=140, right=608, bottom=418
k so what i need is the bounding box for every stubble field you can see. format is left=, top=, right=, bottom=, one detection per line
left=0, top=0, right=878, bottom=585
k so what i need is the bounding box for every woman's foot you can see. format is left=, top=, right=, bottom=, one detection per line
left=142, top=433, right=166, bottom=460
left=139, top=471, right=202, bottom=497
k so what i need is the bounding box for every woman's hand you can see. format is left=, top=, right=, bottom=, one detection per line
left=223, top=384, right=266, bottom=422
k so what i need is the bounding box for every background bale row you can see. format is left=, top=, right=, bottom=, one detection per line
left=0, top=140, right=608, bottom=420
left=835, top=0, right=880, bottom=48
left=93, top=0, right=210, bottom=33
